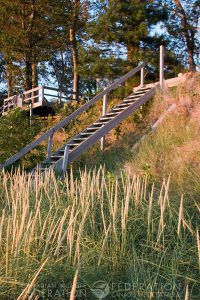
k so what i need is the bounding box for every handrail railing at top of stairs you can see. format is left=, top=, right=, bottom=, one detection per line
left=0, top=98, right=17, bottom=115
left=0, top=62, right=146, bottom=170
left=3, top=86, right=43, bottom=106
left=3, top=86, right=82, bottom=107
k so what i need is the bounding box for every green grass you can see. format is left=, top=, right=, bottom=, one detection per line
left=0, top=168, right=199, bottom=299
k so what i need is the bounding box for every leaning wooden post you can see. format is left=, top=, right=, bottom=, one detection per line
left=100, top=93, right=108, bottom=151
left=160, top=45, right=164, bottom=90
left=140, top=67, right=145, bottom=88
left=62, top=145, right=69, bottom=174
left=46, top=130, right=54, bottom=161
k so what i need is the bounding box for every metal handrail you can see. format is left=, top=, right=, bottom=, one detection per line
left=0, top=62, right=146, bottom=170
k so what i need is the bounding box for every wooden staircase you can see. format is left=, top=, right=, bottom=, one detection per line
left=0, top=62, right=162, bottom=174
left=33, top=85, right=156, bottom=174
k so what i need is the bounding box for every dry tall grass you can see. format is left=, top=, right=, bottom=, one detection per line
left=125, top=74, right=200, bottom=194
left=0, top=167, right=199, bottom=299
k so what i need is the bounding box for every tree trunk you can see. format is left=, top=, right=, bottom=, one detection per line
left=187, top=30, right=195, bottom=71
left=70, top=27, right=79, bottom=101
left=22, top=3, right=34, bottom=91
left=25, top=57, right=32, bottom=91
left=5, top=63, right=13, bottom=97
left=173, top=0, right=196, bottom=71
left=32, top=62, right=38, bottom=88
left=127, top=43, right=139, bottom=68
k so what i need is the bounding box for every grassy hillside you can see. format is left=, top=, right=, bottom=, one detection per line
left=0, top=74, right=199, bottom=299
left=127, top=74, right=200, bottom=194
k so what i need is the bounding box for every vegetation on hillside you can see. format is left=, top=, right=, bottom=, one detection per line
left=0, top=110, right=42, bottom=166
left=128, top=74, right=200, bottom=193
left=0, top=75, right=199, bottom=299
left=0, top=168, right=199, bottom=299
left=0, top=1, right=199, bottom=299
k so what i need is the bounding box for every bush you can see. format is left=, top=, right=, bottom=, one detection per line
left=0, top=109, right=42, bottom=164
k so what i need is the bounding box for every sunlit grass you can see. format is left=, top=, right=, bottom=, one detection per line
left=0, top=168, right=199, bottom=299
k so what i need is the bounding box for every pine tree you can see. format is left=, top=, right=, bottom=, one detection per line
left=91, top=0, right=166, bottom=67
left=67, top=0, right=90, bottom=100
left=163, top=0, right=199, bottom=71
left=0, top=0, right=72, bottom=91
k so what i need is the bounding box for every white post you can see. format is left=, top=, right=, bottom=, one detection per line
left=31, top=90, right=34, bottom=105
left=62, top=145, right=69, bottom=174
left=160, top=45, right=164, bottom=90
left=100, top=93, right=108, bottom=151
left=58, top=90, right=62, bottom=105
left=41, top=86, right=44, bottom=101
left=140, top=67, right=144, bottom=88
left=29, top=102, right=33, bottom=126
left=46, top=131, right=54, bottom=160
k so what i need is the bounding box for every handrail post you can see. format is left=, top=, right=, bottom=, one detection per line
left=29, top=102, right=33, bottom=126
left=58, top=90, right=62, bottom=105
left=100, top=92, right=108, bottom=151
left=46, top=130, right=54, bottom=161
left=62, top=145, right=69, bottom=174
left=160, top=45, right=164, bottom=90
left=32, top=89, right=34, bottom=105
left=41, top=86, right=44, bottom=101
left=140, top=67, right=144, bottom=88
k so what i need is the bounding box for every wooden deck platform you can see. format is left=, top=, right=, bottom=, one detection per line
left=0, top=86, right=76, bottom=116
left=134, top=74, right=188, bottom=92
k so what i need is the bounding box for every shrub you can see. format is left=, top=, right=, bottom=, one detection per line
left=0, top=109, right=42, bottom=164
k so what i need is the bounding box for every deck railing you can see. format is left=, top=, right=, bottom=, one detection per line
left=1, top=85, right=82, bottom=115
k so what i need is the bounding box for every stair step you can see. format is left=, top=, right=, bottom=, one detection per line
left=139, top=87, right=151, bottom=91
left=80, top=132, right=94, bottom=136
left=57, top=144, right=77, bottom=152
left=73, top=137, right=86, bottom=141
left=124, top=99, right=137, bottom=103
left=105, top=112, right=118, bottom=116
left=112, top=107, right=125, bottom=111
left=93, top=121, right=107, bottom=125
left=67, top=143, right=80, bottom=146
left=50, top=156, right=63, bottom=160
left=134, top=92, right=145, bottom=95
left=126, top=98, right=139, bottom=102
left=58, top=149, right=72, bottom=153
left=100, top=116, right=115, bottom=120
left=87, top=126, right=103, bottom=130
left=127, top=95, right=140, bottom=99
left=70, top=139, right=84, bottom=144
left=87, top=123, right=105, bottom=130
left=118, top=103, right=130, bottom=107
left=131, top=93, right=145, bottom=99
